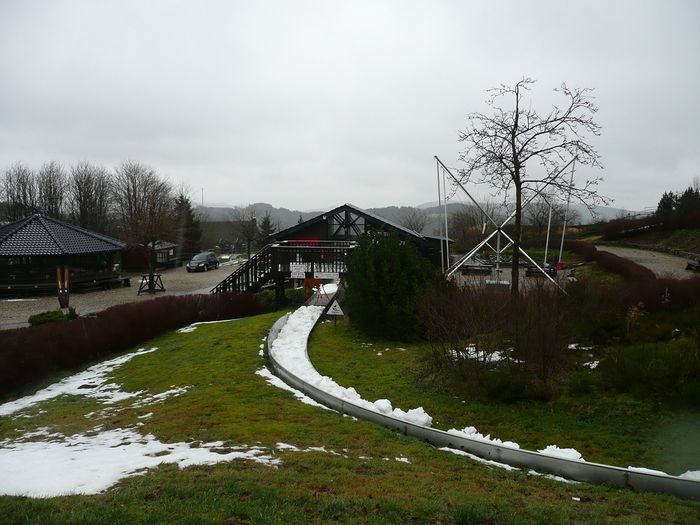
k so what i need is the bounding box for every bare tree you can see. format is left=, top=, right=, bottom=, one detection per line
left=400, top=207, right=428, bottom=233
left=36, top=161, right=68, bottom=218
left=525, top=193, right=565, bottom=239
left=232, top=206, right=259, bottom=259
left=447, top=201, right=500, bottom=252
left=457, top=78, right=605, bottom=295
left=68, top=161, right=112, bottom=233
left=112, top=161, right=175, bottom=278
left=2, top=163, right=37, bottom=220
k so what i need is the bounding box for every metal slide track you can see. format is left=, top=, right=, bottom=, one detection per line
left=265, top=303, right=700, bottom=501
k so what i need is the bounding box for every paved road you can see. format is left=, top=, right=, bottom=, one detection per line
left=0, top=262, right=239, bottom=331
left=595, top=245, right=696, bottom=279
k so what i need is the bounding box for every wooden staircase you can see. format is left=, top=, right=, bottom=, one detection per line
left=210, top=241, right=355, bottom=294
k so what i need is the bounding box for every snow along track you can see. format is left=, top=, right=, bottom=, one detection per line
left=266, top=303, right=700, bottom=501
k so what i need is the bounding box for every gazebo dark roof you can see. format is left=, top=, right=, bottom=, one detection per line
left=0, top=214, right=125, bottom=256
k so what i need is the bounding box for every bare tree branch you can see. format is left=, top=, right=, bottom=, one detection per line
left=457, top=78, right=606, bottom=296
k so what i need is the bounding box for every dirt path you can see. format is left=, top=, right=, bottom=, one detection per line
left=0, top=262, right=240, bottom=331
left=595, top=245, right=696, bottom=279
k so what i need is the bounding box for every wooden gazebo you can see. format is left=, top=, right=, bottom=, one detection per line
left=0, top=214, right=126, bottom=295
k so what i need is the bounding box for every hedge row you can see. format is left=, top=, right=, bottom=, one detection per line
left=0, top=293, right=262, bottom=399
left=565, top=240, right=700, bottom=310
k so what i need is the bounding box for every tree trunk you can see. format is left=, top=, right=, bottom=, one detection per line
left=511, top=186, right=521, bottom=297
left=147, top=241, right=156, bottom=291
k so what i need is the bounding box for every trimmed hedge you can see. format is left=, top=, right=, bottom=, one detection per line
left=0, top=293, right=262, bottom=399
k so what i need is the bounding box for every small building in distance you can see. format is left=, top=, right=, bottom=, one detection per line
left=0, top=214, right=126, bottom=294
left=122, top=241, right=179, bottom=272
left=268, top=203, right=449, bottom=267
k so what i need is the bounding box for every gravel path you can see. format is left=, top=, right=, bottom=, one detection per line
left=595, top=245, right=696, bottom=279
left=0, top=262, right=240, bottom=331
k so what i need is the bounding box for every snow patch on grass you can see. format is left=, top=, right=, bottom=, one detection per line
left=176, top=319, right=238, bottom=334
left=438, top=446, right=519, bottom=471
left=0, top=348, right=159, bottom=417
left=527, top=469, right=580, bottom=484
left=0, top=427, right=279, bottom=497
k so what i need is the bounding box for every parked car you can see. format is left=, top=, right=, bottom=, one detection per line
left=186, top=252, right=219, bottom=272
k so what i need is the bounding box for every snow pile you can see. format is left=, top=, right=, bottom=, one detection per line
left=537, top=445, right=586, bottom=462
left=582, top=360, right=599, bottom=369
left=447, top=426, right=520, bottom=449
left=0, top=348, right=158, bottom=417
left=0, top=427, right=279, bottom=497
left=269, top=306, right=433, bottom=427
left=316, top=283, right=338, bottom=295
left=628, top=466, right=668, bottom=476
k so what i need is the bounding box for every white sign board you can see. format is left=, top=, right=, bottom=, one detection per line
left=290, top=263, right=306, bottom=279
left=315, top=272, right=339, bottom=280
left=327, top=300, right=344, bottom=316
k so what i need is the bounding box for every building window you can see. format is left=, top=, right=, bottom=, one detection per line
left=328, top=211, right=365, bottom=239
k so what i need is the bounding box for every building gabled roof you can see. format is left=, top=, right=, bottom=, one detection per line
left=269, top=203, right=425, bottom=242
left=0, top=214, right=126, bottom=256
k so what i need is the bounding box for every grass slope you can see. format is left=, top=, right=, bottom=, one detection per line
left=309, top=321, right=700, bottom=476
left=0, top=311, right=697, bottom=524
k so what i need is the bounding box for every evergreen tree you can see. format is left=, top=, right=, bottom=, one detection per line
left=676, top=186, right=700, bottom=227
left=343, top=232, right=444, bottom=340
left=174, top=192, right=202, bottom=260
left=655, top=191, right=677, bottom=223
left=257, top=211, right=277, bottom=247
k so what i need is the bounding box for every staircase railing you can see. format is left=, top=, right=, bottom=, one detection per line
left=210, top=240, right=356, bottom=294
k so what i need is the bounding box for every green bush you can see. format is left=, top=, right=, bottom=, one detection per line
left=600, top=338, right=700, bottom=405
left=343, top=232, right=445, bottom=340
left=483, top=369, right=553, bottom=403
left=256, top=287, right=307, bottom=311
left=28, top=307, right=78, bottom=326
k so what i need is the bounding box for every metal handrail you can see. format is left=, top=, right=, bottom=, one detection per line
left=266, top=307, right=700, bottom=501
left=211, top=241, right=357, bottom=294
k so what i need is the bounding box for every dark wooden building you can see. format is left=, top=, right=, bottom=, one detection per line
left=122, top=241, right=179, bottom=272
left=211, top=204, right=450, bottom=296
left=268, top=203, right=449, bottom=266
left=0, top=214, right=126, bottom=294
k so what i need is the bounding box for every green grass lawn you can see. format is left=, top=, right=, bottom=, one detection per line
left=309, top=321, right=700, bottom=475
left=1, top=310, right=698, bottom=524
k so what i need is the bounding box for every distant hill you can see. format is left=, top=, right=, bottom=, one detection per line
left=196, top=203, right=323, bottom=229
left=196, top=201, right=636, bottom=239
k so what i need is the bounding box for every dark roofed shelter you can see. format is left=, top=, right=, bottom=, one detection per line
left=0, top=214, right=126, bottom=298
left=269, top=203, right=449, bottom=267
left=210, top=204, right=451, bottom=298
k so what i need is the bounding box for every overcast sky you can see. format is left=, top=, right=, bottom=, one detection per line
left=1, top=1, right=698, bottom=212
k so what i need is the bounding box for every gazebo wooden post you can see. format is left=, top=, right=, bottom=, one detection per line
left=56, top=262, right=70, bottom=309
